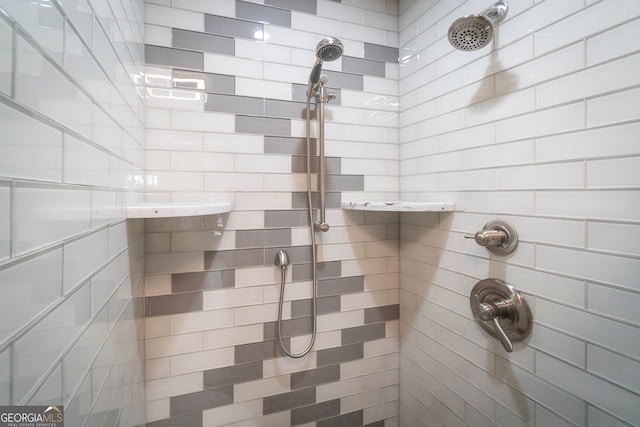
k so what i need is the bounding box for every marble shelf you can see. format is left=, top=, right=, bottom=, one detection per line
left=126, top=202, right=232, bottom=219
left=341, top=201, right=455, bottom=212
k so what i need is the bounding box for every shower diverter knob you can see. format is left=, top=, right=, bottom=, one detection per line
left=470, top=279, right=532, bottom=353
left=465, top=220, right=518, bottom=255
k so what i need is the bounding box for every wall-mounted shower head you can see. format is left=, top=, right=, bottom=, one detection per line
left=308, top=37, right=343, bottom=87
left=448, top=1, right=508, bottom=51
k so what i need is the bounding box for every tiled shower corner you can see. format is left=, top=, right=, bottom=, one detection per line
left=142, top=0, right=401, bottom=425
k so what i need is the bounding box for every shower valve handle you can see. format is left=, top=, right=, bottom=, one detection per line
left=478, top=301, right=514, bottom=352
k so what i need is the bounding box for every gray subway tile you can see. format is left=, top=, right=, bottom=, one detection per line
left=321, top=70, right=363, bottom=91
left=235, top=338, right=287, bottom=364
left=236, top=1, right=291, bottom=27
left=317, top=275, right=363, bottom=297
left=364, top=304, right=400, bottom=324
left=266, top=0, right=317, bottom=14
left=292, top=399, right=340, bottom=426
left=317, top=410, right=364, bottom=427
left=205, top=248, right=264, bottom=269
left=291, top=191, right=341, bottom=209
left=364, top=42, right=399, bottom=63
left=263, top=316, right=313, bottom=340
left=145, top=412, right=202, bottom=427
left=292, top=155, right=341, bottom=174
left=145, top=45, right=203, bottom=70
left=235, top=115, right=291, bottom=136
left=172, top=28, right=234, bottom=55
left=292, top=261, right=341, bottom=282
left=170, top=385, right=233, bottom=417
left=205, top=93, right=263, bottom=115
left=203, top=361, right=263, bottom=388
left=264, top=136, right=314, bottom=155
left=341, top=323, right=386, bottom=345
left=317, top=343, right=363, bottom=367
left=171, top=269, right=235, bottom=293
left=292, top=83, right=342, bottom=104
left=263, top=387, right=315, bottom=415
left=173, top=69, right=235, bottom=94
left=205, top=14, right=264, bottom=40
left=325, top=174, right=364, bottom=191
left=264, top=210, right=309, bottom=228
left=291, top=296, right=340, bottom=318
left=342, top=56, right=386, bottom=77
left=236, top=228, right=291, bottom=248
left=265, top=99, right=306, bottom=119
left=290, top=365, right=340, bottom=390
left=364, top=421, right=385, bottom=427
left=265, top=245, right=312, bottom=265
left=145, top=292, right=202, bottom=317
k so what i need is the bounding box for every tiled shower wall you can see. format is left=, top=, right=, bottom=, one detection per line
left=399, top=0, right=640, bottom=426
left=143, top=0, right=401, bottom=426
left=0, top=0, right=146, bottom=425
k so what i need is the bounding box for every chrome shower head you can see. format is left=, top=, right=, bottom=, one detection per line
left=316, top=37, right=343, bottom=62
left=448, top=1, right=508, bottom=51
left=308, top=37, right=343, bottom=87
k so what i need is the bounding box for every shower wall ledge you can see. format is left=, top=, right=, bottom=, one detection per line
left=126, top=202, right=232, bottom=218
left=341, top=201, right=455, bottom=212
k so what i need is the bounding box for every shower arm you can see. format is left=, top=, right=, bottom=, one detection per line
left=313, top=78, right=330, bottom=232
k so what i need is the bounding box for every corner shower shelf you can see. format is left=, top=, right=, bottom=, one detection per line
left=126, top=202, right=232, bottom=219
left=341, top=201, right=455, bottom=212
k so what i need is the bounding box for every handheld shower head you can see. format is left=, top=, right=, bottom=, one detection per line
left=448, top=1, right=508, bottom=51
left=308, top=37, right=343, bottom=87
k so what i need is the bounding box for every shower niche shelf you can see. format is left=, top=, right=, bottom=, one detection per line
left=341, top=201, right=455, bottom=212
left=126, top=202, right=232, bottom=219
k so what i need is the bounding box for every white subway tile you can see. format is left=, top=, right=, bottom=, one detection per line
left=145, top=3, right=204, bottom=32
left=202, top=324, right=263, bottom=350
left=233, top=192, right=290, bottom=211
left=588, top=283, right=640, bottom=326
left=64, top=135, right=110, bottom=186
left=495, top=161, right=584, bottom=190
left=145, top=129, right=203, bottom=151
left=14, top=184, right=91, bottom=255
left=0, top=19, right=11, bottom=95
left=587, top=87, right=640, bottom=127
left=537, top=244, right=639, bottom=291
left=536, top=299, right=640, bottom=359
left=587, top=18, right=640, bottom=65
left=171, top=110, right=235, bottom=133
left=204, top=173, right=263, bottom=191
left=537, top=53, right=640, bottom=108
left=63, top=229, right=109, bottom=293
left=170, top=346, right=234, bottom=375
left=171, top=151, right=234, bottom=172
left=144, top=24, right=171, bottom=47
left=536, top=190, right=640, bottom=222
left=587, top=156, right=640, bottom=188
left=235, top=154, right=291, bottom=173
left=204, top=54, right=263, bottom=79
left=203, top=399, right=264, bottom=425
left=0, top=103, right=63, bottom=182
left=203, top=287, right=264, bottom=310
left=171, top=309, right=234, bottom=334
left=536, top=352, right=640, bottom=425
left=146, top=332, right=203, bottom=359
left=587, top=221, right=640, bottom=257
left=234, top=302, right=278, bottom=326
left=148, top=171, right=202, bottom=192
left=203, top=132, right=264, bottom=154
left=536, top=122, right=640, bottom=163
left=534, top=0, right=640, bottom=56
left=145, top=372, right=202, bottom=401
left=496, top=102, right=584, bottom=143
